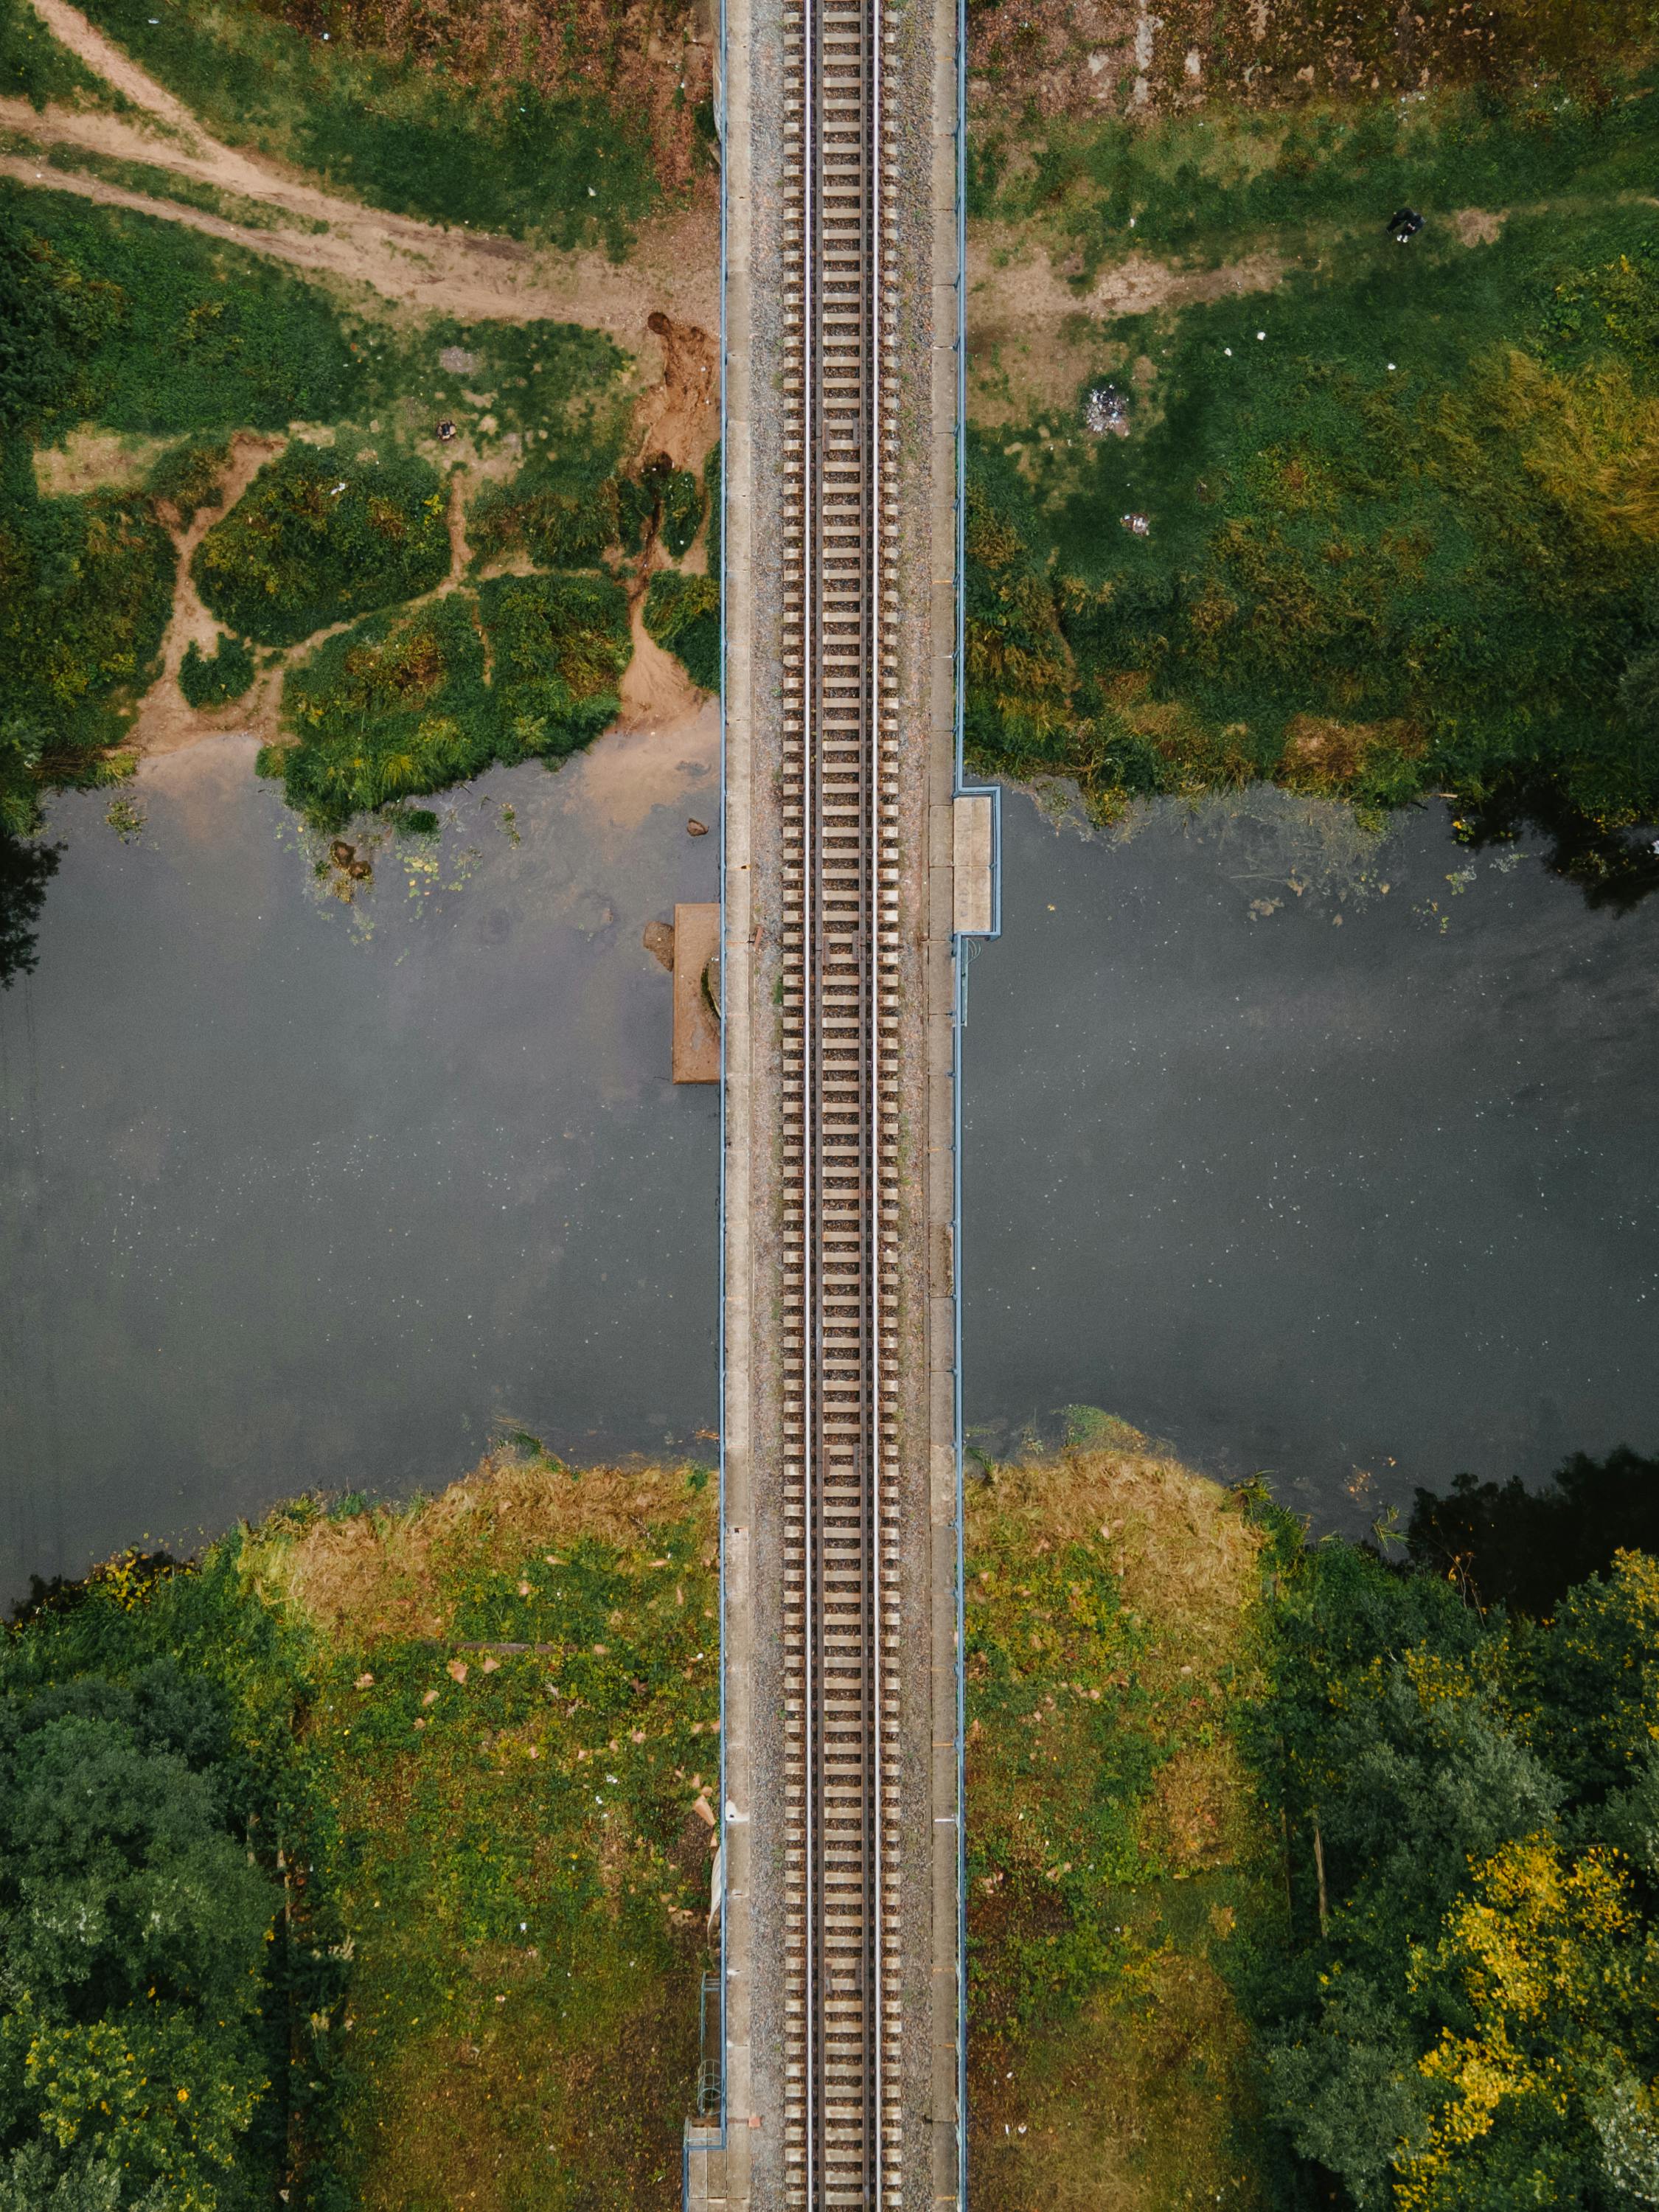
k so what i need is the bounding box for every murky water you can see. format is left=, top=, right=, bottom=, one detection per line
left=961, top=786, right=1659, bottom=1534
left=1, top=724, right=721, bottom=1602
left=6, top=747, right=1656, bottom=1596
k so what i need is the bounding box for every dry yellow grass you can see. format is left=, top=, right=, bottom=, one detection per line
left=251, top=1450, right=715, bottom=1644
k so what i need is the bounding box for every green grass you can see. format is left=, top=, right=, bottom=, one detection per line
left=965, top=1432, right=1275, bottom=2211
left=0, top=0, right=117, bottom=111
left=70, top=0, right=663, bottom=251
left=193, top=441, right=450, bottom=647
left=972, top=72, right=1659, bottom=278
left=0, top=445, right=173, bottom=835
left=644, top=568, right=719, bottom=692
left=966, top=190, right=1659, bottom=872
left=0, top=183, right=357, bottom=439
left=178, top=630, right=255, bottom=706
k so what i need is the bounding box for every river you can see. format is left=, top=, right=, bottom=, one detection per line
left=962, top=785, right=1659, bottom=1534
left=5, top=751, right=1657, bottom=1599
left=1, top=723, right=721, bottom=1604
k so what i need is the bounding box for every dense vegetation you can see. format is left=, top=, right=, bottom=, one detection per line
left=179, top=633, right=257, bottom=709
left=964, top=78, right=1659, bottom=895
left=69, top=0, right=700, bottom=249
left=262, top=573, right=630, bottom=828
left=0, top=1549, right=338, bottom=2211
left=1245, top=1500, right=1659, bottom=2211
left=644, top=570, right=720, bottom=692
left=195, top=444, right=450, bottom=647
left=0, top=184, right=360, bottom=845
left=5, top=1454, right=722, bottom=2211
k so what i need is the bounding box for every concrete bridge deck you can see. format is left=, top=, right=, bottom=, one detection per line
left=690, top=0, right=992, bottom=2195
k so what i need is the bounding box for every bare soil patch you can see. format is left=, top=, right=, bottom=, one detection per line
left=32, top=425, right=175, bottom=496
left=632, top=309, right=720, bottom=470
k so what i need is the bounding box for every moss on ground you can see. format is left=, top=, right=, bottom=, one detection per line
left=964, top=1425, right=1276, bottom=2211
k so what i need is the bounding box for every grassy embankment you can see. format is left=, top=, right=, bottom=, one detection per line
left=0, top=1429, right=1277, bottom=2210
left=16, top=1425, right=1659, bottom=2206
left=1, top=178, right=717, bottom=869
left=966, top=27, right=1659, bottom=898
left=64, top=0, right=716, bottom=251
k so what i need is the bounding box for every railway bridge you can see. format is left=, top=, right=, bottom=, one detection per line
left=686, top=0, right=995, bottom=2195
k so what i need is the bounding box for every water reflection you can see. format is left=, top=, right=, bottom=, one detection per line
left=962, top=785, right=1659, bottom=1534
left=1, top=723, right=720, bottom=1603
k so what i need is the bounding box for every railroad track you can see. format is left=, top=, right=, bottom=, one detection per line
left=777, top=0, right=901, bottom=2200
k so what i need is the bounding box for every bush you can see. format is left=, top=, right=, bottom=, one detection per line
left=0, top=455, right=173, bottom=836
left=480, top=570, right=630, bottom=762
left=146, top=441, right=229, bottom=528
left=615, top=452, right=702, bottom=558
left=467, top=442, right=622, bottom=571
left=1239, top=1506, right=1659, bottom=2211
left=178, top=633, right=255, bottom=709
left=266, top=594, right=492, bottom=829
left=644, top=568, right=720, bottom=692
left=194, top=445, right=450, bottom=647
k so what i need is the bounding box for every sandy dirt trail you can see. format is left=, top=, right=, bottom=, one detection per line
left=11, top=0, right=718, bottom=335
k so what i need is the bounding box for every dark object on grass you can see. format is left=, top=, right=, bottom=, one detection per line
left=437, top=417, right=457, bottom=441
left=1386, top=206, right=1424, bottom=243
left=1406, top=1445, right=1659, bottom=1617
left=178, top=633, right=256, bottom=709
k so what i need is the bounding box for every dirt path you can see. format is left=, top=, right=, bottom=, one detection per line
left=10, top=0, right=718, bottom=335
left=130, top=433, right=287, bottom=757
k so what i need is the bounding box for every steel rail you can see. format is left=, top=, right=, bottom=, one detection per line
left=778, top=0, right=897, bottom=2197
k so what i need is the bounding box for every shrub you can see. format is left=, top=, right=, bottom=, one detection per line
left=178, top=633, right=255, bottom=709
left=467, top=447, right=620, bottom=571
left=266, top=594, right=492, bottom=829
left=194, top=445, right=449, bottom=647
left=615, top=451, right=702, bottom=557
left=147, top=440, right=229, bottom=528
left=644, top=568, right=720, bottom=692
left=480, top=570, right=630, bottom=762
left=0, top=458, right=173, bottom=836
